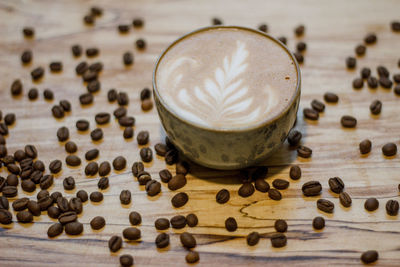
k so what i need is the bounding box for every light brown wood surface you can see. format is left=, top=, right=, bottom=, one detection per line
left=1, top=0, right=400, bottom=266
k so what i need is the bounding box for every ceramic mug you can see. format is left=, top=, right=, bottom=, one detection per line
left=152, top=26, right=301, bottom=170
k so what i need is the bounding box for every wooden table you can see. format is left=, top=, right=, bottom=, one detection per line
left=1, top=0, right=400, bottom=266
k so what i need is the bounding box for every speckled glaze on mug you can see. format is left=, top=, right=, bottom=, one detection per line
left=153, top=26, right=301, bottom=170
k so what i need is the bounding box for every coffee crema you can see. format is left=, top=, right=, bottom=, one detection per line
left=155, top=27, right=298, bottom=129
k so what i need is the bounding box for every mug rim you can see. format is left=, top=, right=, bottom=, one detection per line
left=152, top=25, right=301, bottom=133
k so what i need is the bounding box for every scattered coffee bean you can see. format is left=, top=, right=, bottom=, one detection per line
left=123, top=227, right=141, bottom=240
left=359, top=139, right=372, bottom=154
left=6, top=174, right=18, bottom=186
left=0, top=196, right=9, bottom=210
left=385, top=200, right=399, bottom=216
left=113, top=156, right=126, bottom=171
left=76, top=119, right=89, bottom=131
left=47, top=206, right=61, bottom=219
left=49, top=160, right=62, bottom=173
left=317, top=199, right=334, bottom=213
left=155, top=232, right=169, bottom=248
left=367, top=76, right=378, bottom=89
left=66, top=155, right=81, bottom=167
left=293, top=52, right=304, bottom=64
left=0, top=209, right=12, bottom=224
left=47, top=223, right=63, bottom=237
left=65, top=221, right=83, bottom=235
left=311, top=99, right=325, bottom=113
left=361, top=250, right=379, bottom=264
left=339, top=192, right=352, bottom=207
left=131, top=162, right=144, bottom=177
left=155, top=218, right=170, bottom=230
left=117, top=92, right=129, bottom=106
left=270, top=233, right=287, bottom=248
left=355, top=44, right=366, bottom=56
left=377, top=65, right=389, bottom=78
left=90, top=128, right=103, bottom=141
left=185, top=213, right=198, bottom=227
left=180, top=232, right=196, bottom=248
left=85, top=162, right=99, bottom=176
left=132, top=18, right=144, bottom=27
left=120, top=190, right=131, bottom=205
left=79, top=93, right=94, bottom=105
left=369, top=100, right=382, bottom=115
left=31, top=67, right=44, bottom=80
left=57, top=197, right=70, bottom=213
left=185, top=251, right=199, bottom=264
left=278, top=36, right=287, bottom=45
left=364, top=33, right=377, bottom=44
left=258, top=23, right=268, bottom=32
left=120, top=255, right=134, bottom=267
left=52, top=105, right=64, bottom=119
left=119, top=116, right=135, bottom=127
left=289, top=165, right=302, bottom=180
left=158, top=169, right=171, bottom=183
left=38, top=196, right=53, bottom=211
left=312, top=216, right=325, bottom=230
left=28, top=88, right=38, bottom=100
left=83, top=14, right=95, bottom=25
left=85, top=148, right=99, bottom=161
left=12, top=197, right=29, bottom=211
left=361, top=67, right=371, bottom=79
left=225, top=217, right=237, bottom=232
left=379, top=77, right=393, bottom=89
left=40, top=174, right=54, bottom=190
left=71, top=44, right=82, bottom=57
left=49, top=61, right=62, bottom=72
left=170, top=215, right=187, bottom=229
left=87, top=80, right=100, bottom=93
left=16, top=210, right=33, bottom=223
left=123, top=127, right=134, bottom=139
left=341, top=115, right=357, bottom=128
left=382, top=142, right=397, bottom=156
left=287, top=130, right=302, bottom=146
left=140, top=88, right=151, bottom=101
left=274, top=219, right=288, bottom=233
left=123, top=52, right=133, bottom=65
left=98, top=161, right=111, bottom=177
left=118, top=24, right=130, bottom=33
left=129, top=211, right=142, bottom=225
left=272, top=179, right=289, bottom=190
left=328, top=177, right=344, bottom=193
left=37, top=190, right=49, bottom=200
left=392, top=21, right=400, bottom=32
left=255, top=178, right=270, bottom=193
left=21, top=180, right=35, bottom=192
left=60, top=101, right=71, bottom=111
left=171, top=192, right=188, bottom=208
left=165, top=149, right=179, bottom=165
left=86, top=48, right=99, bottom=57
left=135, top=38, right=146, bottom=49
left=76, top=190, right=88, bottom=202
left=113, top=107, right=127, bottom=119
left=141, top=99, right=153, bottom=111
left=268, top=188, right=282, bottom=200
left=146, top=180, right=161, bottom=196
left=82, top=70, right=98, bottom=82
left=302, top=181, right=322, bottom=196
left=297, top=145, right=312, bottom=158
left=296, top=41, right=307, bottom=52
left=216, top=189, right=230, bottom=204
left=353, top=77, right=364, bottom=89
left=90, top=191, right=103, bottom=202
left=137, top=171, right=152, bottom=185
left=65, top=141, right=77, bottom=153
left=97, top=177, right=109, bottom=190
left=324, top=92, right=339, bottom=103
left=346, top=56, right=356, bottom=69
left=137, top=131, right=149, bottom=145
left=238, top=182, right=255, bottom=197
left=246, top=231, right=260, bottom=246
left=21, top=50, right=32, bottom=64
left=140, top=147, right=153, bottom=162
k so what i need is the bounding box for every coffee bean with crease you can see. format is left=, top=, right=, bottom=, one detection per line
left=38, top=196, right=53, bottom=211
left=386, top=200, right=399, bottom=216
left=90, top=191, right=103, bottom=202
left=123, top=227, right=141, bottom=240
left=40, top=174, right=53, bottom=190
left=168, top=174, right=187, bottom=190
left=370, top=100, right=382, bottom=115
left=76, top=119, right=89, bottom=131
left=57, top=197, right=70, bottom=213
left=137, top=171, right=152, bottom=185
left=311, top=99, right=325, bottom=113
left=69, top=198, right=82, bottom=214
left=66, top=155, right=81, bottom=166
left=95, top=112, right=110, bottom=125
left=302, top=181, right=322, bottom=196
left=297, top=145, right=312, bottom=158
left=99, top=161, right=111, bottom=176
left=120, top=190, right=131, bottom=205
left=328, top=177, right=344, bottom=193
left=340, top=115, right=357, bottom=128
left=65, top=221, right=83, bottom=235
left=165, top=149, right=179, bottom=165
left=48, top=223, right=63, bottom=237
left=109, top=236, right=123, bottom=252
left=379, top=77, right=392, bottom=89
left=270, top=233, right=287, bottom=248
left=146, top=180, right=161, bottom=196
left=0, top=196, right=9, bottom=210
left=129, top=211, right=141, bottom=225
left=132, top=162, right=144, bottom=177
left=97, top=177, right=109, bottom=190
left=47, top=206, right=60, bottom=219
left=287, top=130, right=302, bottom=146
left=171, top=215, right=187, bottom=229
left=58, top=211, right=77, bottom=224
left=119, top=116, right=135, bottom=127
left=31, top=67, right=44, bottom=80
left=247, top=231, right=260, bottom=246
left=154, top=143, right=167, bottom=156
left=155, top=218, right=170, bottom=230
left=289, top=165, right=301, bottom=180
left=324, top=92, right=339, bottom=103
left=216, top=189, right=230, bottom=204
left=272, top=179, right=289, bottom=190
left=90, top=128, right=103, bottom=141
left=180, top=232, right=196, bottom=248
left=16, top=210, right=33, bottom=223
left=155, top=233, right=169, bottom=248
left=339, top=192, right=352, bottom=207
left=352, top=78, right=364, bottom=89
left=63, top=176, right=75, bottom=190
left=12, top=197, right=30, bottom=211
left=114, top=107, right=127, bottom=119
left=367, top=76, right=378, bottom=89
left=76, top=190, right=88, bottom=202
left=85, top=162, right=99, bottom=176
left=87, top=80, right=100, bottom=93
left=159, top=169, right=172, bottom=183
left=113, top=156, right=126, bottom=171
left=90, top=216, right=106, bottom=230
left=52, top=105, right=64, bottom=119
left=85, top=148, right=99, bottom=161
left=238, top=182, right=255, bottom=197
left=255, top=178, right=270, bottom=192
left=79, top=93, right=93, bottom=105
left=171, top=192, right=188, bottom=208
left=123, top=127, right=134, bottom=139
left=317, top=199, right=334, bottom=213
left=49, top=160, right=62, bottom=174
left=268, top=188, right=282, bottom=200
left=359, top=139, right=372, bottom=154
left=3, top=185, right=18, bottom=197
left=0, top=209, right=13, bottom=224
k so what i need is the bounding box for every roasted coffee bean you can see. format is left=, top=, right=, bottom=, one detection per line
left=0, top=196, right=9, bottom=210
left=165, top=149, right=179, bottom=165
left=258, top=23, right=268, bottom=32
left=137, top=171, right=151, bottom=185
left=155, top=233, right=169, bottom=248
left=272, top=179, right=289, bottom=190
left=238, top=182, right=255, bottom=197
left=139, top=88, right=151, bottom=101
left=57, top=197, right=70, bottom=213
left=170, top=215, right=187, bottom=229
left=311, top=99, right=325, bottom=113
left=324, top=92, right=339, bottom=103
left=246, top=231, right=260, bottom=246
left=90, top=216, right=105, bottom=230
left=76, top=190, right=88, bottom=202
left=83, top=14, right=95, bottom=24
left=341, top=115, right=357, bottom=128
left=270, top=233, right=287, bottom=248
left=118, top=24, right=130, bottom=33
left=98, top=161, right=111, bottom=177
left=355, top=44, right=366, bottom=56
left=16, top=210, right=33, bottom=223
left=113, top=156, right=126, bottom=171
left=57, top=127, right=69, bottom=142
left=4, top=113, right=15, bottom=126
left=85, top=148, right=99, bottom=161
left=90, top=128, right=103, bottom=141
left=392, top=21, right=400, bottom=32
left=123, top=52, right=133, bottom=65
left=289, top=165, right=302, bottom=180
left=287, top=130, right=302, bottom=146
left=10, top=79, right=23, bottom=96
left=114, top=107, right=127, bottom=119
left=0, top=135, right=5, bottom=145
left=274, top=219, right=288, bottom=233
left=168, top=174, right=187, bottom=191
left=89, top=62, right=103, bottom=73
left=107, top=89, right=117, bottom=102
left=377, top=65, right=389, bottom=78
left=64, top=141, right=77, bottom=154
left=268, top=188, right=282, bottom=200
left=369, top=100, right=382, bottom=115
left=48, top=223, right=63, bottom=237
left=0, top=123, right=8, bottom=136
left=75, top=120, right=89, bottom=132
left=58, top=211, right=77, bottom=224
left=135, top=38, right=146, bottom=50
left=3, top=185, right=18, bottom=197
left=37, top=190, right=49, bottom=200
left=215, top=189, right=231, bottom=204
left=38, top=196, right=53, bottom=211
left=47, top=206, right=61, bottom=219
left=109, top=235, right=122, bottom=252
left=175, top=162, right=189, bottom=176
left=364, top=198, right=379, bottom=211
left=379, top=77, right=393, bottom=89
left=361, top=67, right=371, bottom=79
left=90, top=191, right=103, bottom=202
left=85, top=162, right=99, bottom=176
left=136, top=131, right=150, bottom=145
left=52, top=105, right=64, bottom=119
left=328, top=177, right=344, bottom=193
left=0, top=209, right=12, bottom=224
left=293, top=52, right=304, bottom=64
left=87, top=80, right=100, bottom=93
left=171, top=192, right=188, bottom=208
left=39, top=175, right=53, bottom=190
left=131, top=162, right=144, bottom=177
left=20, top=168, right=32, bottom=180
left=90, top=6, right=103, bottom=16
left=13, top=150, right=25, bottom=162
left=69, top=198, right=82, bottom=214
left=65, top=155, right=81, bottom=167
left=157, top=169, right=171, bottom=184
left=353, top=77, right=364, bottom=89
left=382, top=142, right=397, bottom=156
left=86, top=48, right=99, bottom=57
left=385, top=200, right=399, bottom=216
left=297, top=145, right=312, bottom=158
left=50, top=192, right=62, bottom=202
left=31, top=67, right=44, bottom=80
left=24, top=145, right=37, bottom=159
left=141, top=99, right=153, bottom=111
left=6, top=174, right=18, bottom=186
left=359, top=139, right=372, bottom=154
left=180, top=232, right=196, bottom=249
left=75, top=61, right=88, bottom=75
left=49, top=160, right=62, bottom=174
left=155, top=218, right=170, bottom=230
left=119, top=190, right=131, bottom=205
left=21, top=50, right=32, bottom=64
left=255, top=178, right=270, bottom=193
left=225, top=217, right=237, bottom=232
left=364, top=33, right=377, bottom=44
left=117, top=92, right=129, bottom=106
left=1, top=155, right=13, bottom=165
left=82, top=70, right=98, bottom=82
left=185, top=251, right=199, bottom=264
left=367, top=76, right=378, bottom=88
left=0, top=145, right=6, bottom=157
left=212, top=17, right=223, bottom=25
left=79, top=93, right=93, bottom=105
left=65, top=221, right=83, bottom=235
left=296, top=41, right=307, bottom=52
left=294, top=24, right=305, bottom=36
left=20, top=157, right=33, bottom=168
left=71, top=44, right=82, bottom=57
left=317, top=199, right=334, bottom=213
left=49, top=61, right=62, bottom=72
left=12, top=197, right=29, bottom=211
left=339, top=192, right=352, bottom=207
left=312, top=216, right=325, bottom=230
left=361, top=250, right=378, bottom=264
left=132, top=17, right=144, bottom=27
left=123, top=127, right=134, bottom=139
left=123, top=227, right=141, bottom=240
left=184, top=214, right=198, bottom=228
left=302, top=181, right=322, bottom=196
left=146, top=180, right=161, bottom=196
left=139, top=147, right=152, bottom=162
left=129, top=211, right=142, bottom=225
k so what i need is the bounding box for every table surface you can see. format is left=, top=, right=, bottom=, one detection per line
left=0, top=0, right=400, bottom=266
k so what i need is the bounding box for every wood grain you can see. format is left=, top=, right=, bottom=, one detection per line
left=1, top=0, right=400, bottom=266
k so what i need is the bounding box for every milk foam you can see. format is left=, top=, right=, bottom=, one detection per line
left=156, top=27, right=298, bottom=129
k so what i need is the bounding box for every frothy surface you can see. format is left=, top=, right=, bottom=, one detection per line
left=156, top=27, right=298, bottom=129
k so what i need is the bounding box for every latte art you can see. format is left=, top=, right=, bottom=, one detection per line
left=156, top=27, right=298, bottom=129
